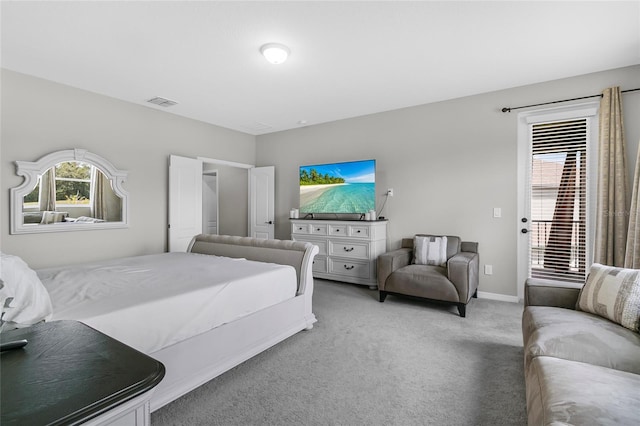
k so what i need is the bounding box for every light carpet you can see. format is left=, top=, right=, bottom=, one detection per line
left=152, top=279, right=527, bottom=425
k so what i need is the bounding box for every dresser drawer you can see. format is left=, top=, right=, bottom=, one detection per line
left=328, top=240, right=369, bottom=259
left=312, top=255, right=327, bottom=274
left=292, top=237, right=327, bottom=255
left=328, top=258, right=370, bottom=279
left=349, top=225, right=370, bottom=238
left=310, top=224, right=328, bottom=235
left=292, top=223, right=310, bottom=234
left=329, top=225, right=347, bottom=236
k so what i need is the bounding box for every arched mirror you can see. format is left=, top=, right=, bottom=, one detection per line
left=10, top=149, right=129, bottom=234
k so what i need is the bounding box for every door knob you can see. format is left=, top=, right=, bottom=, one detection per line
left=265, top=221, right=273, bottom=225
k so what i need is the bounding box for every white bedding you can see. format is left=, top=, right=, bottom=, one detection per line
left=37, top=252, right=297, bottom=354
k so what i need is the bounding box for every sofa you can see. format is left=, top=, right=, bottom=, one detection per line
left=377, top=235, right=479, bottom=317
left=522, top=268, right=640, bottom=425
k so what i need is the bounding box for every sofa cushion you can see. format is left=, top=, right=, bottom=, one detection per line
left=577, top=263, right=640, bottom=332
left=526, top=356, right=640, bottom=426
left=523, top=306, right=640, bottom=374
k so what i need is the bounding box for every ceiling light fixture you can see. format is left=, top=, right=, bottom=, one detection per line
left=260, top=43, right=290, bottom=65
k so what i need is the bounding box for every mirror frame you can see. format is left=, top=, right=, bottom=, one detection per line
left=10, top=148, right=129, bottom=234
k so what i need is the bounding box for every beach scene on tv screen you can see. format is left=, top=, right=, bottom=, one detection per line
left=299, top=160, right=375, bottom=214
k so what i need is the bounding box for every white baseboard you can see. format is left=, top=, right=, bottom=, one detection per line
left=477, top=291, right=520, bottom=303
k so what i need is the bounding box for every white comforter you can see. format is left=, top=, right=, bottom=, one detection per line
left=37, top=252, right=297, bottom=354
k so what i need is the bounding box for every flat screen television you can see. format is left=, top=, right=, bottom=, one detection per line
left=299, top=159, right=376, bottom=215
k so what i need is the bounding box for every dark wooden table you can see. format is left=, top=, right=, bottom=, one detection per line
left=1, top=320, right=165, bottom=425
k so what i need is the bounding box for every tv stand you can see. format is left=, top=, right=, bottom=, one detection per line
left=291, top=219, right=387, bottom=289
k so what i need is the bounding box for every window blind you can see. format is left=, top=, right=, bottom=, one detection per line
left=529, top=118, right=587, bottom=283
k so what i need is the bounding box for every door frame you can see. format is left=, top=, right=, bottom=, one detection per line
left=198, top=157, right=275, bottom=239
left=516, top=102, right=599, bottom=300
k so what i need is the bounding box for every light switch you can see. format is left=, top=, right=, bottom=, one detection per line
left=493, top=207, right=502, bottom=218
left=484, top=264, right=493, bottom=275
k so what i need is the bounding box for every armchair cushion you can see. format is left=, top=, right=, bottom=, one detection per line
left=413, top=236, right=447, bottom=266
left=386, top=264, right=459, bottom=303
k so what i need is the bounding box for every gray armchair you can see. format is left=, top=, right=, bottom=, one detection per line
left=377, top=235, right=479, bottom=317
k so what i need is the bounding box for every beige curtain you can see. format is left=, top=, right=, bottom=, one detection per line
left=625, top=138, right=640, bottom=268
left=92, top=168, right=107, bottom=220
left=92, top=169, right=121, bottom=221
left=594, top=87, right=628, bottom=267
left=39, top=167, right=56, bottom=211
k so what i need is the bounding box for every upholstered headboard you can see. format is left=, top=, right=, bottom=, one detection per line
left=187, top=234, right=318, bottom=295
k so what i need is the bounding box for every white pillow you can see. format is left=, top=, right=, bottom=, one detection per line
left=577, top=263, right=640, bottom=332
left=40, top=211, right=68, bottom=224
left=0, top=252, right=53, bottom=328
left=414, top=236, right=448, bottom=266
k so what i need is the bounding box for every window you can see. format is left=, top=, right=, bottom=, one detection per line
left=23, top=161, right=94, bottom=209
left=54, top=161, right=92, bottom=206
left=529, top=119, right=588, bottom=282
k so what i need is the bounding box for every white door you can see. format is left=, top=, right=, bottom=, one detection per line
left=202, top=173, right=218, bottom=235
left=169, top=155, right=203, bottom=252
left=249, top=166, right=275, bottom=239
left=516, top=103, right=598, bottom=299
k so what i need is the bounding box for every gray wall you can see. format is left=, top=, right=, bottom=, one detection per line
left=3, top=66, right=639, bottom=298
left=256, top=65, right=640, bottom=297
left=210, top=164, right=249, bottom=237
left=1, top=70, right=256, bottom=268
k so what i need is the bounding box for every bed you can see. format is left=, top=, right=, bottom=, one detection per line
left=1, top=234, right=318, bottom=412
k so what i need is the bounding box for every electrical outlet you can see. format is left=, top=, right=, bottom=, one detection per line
left=387, top=188, right=394, bottom=197
left=484, top=264, right=493, bottom=275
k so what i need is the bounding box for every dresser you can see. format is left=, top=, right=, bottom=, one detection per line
left=291, top=219, right=387, bottom=289
left=0, top=320, right=165, bottom=426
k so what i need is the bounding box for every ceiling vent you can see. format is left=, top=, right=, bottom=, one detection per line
left=146, top=96, right=178, bottom=107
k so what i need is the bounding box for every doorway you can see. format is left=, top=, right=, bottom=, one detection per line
left=516, top=102, right=599, bottom=299
left=202, top=169, right=218, bottom=235
left=169, top=155, right=274, bottom=252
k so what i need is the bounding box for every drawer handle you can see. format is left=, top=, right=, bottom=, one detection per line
left=344, top=265, right=354, bottom=270
left=343, top=247, right=354, bottom=252
left=316, top=228, right=321, bottom=231
left=298, top=227, right=303, bottom=231
left=335, top=229, right=341, bottom=232
left=357, top=230, right=361, bottom=233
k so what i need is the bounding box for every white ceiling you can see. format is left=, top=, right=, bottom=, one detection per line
left=2, top=1, right=639, bottom=135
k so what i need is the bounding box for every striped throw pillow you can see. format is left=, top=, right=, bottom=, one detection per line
left=414, top=236, right=448, bottom=267
left=577, top=263, right=640, bottom=332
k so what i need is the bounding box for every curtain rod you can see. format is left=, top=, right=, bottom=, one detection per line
left=501, top=87, right=640, bottom=113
